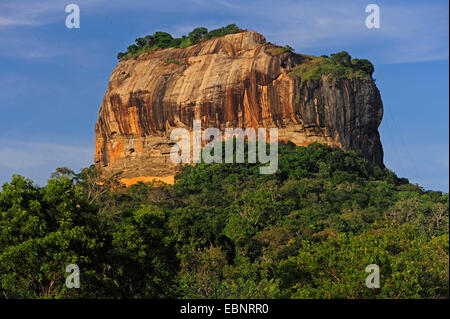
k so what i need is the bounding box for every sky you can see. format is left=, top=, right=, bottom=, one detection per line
left=0, top=0, right=448, bottom=191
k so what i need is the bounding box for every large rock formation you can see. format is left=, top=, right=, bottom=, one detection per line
left=95, top=31, right=383, bottom=183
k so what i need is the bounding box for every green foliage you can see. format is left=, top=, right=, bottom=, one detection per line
left=167, top=142, right=448, bottom=299
left=331, top=51, right=352, bottom=67
left=115, top=26, right=374, bottom=87
left=50, top=167, right=75, bottom=180
left=277, top=226, right=449, bottom=298
left=290, top=52, right=375, bottom=81
left=188, top=27, right=208, bottom=43
left=152, top=31, right=174, bottom=48
left=283, top=45, right=294, bottom=52
left=1, top=143, right=448, bottom=299
left=109, top=205, right=178, bottom=298
left=0, top=176, right=108, bottom=298
left=204, top=24, right=239, bottom=40
left=135, top=37, right=147, bottom=48
left=117, top=24, right=240, bottom=60
left=127, top=44, right=138, bottom=54
left=179, top=36, right=193, bottom=48
left=352, top=58, right=375, bottom=77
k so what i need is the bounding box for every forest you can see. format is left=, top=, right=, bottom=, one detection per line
left=0, top=142, right=448, bottom=298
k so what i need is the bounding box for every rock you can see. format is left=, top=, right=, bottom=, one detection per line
left=94, top=31, right=384, bottom=182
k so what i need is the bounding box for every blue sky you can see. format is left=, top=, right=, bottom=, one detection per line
left=0, top=0, right=448, bottom=191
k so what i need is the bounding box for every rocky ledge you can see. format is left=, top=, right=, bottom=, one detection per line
left=95, top=31, right=383, bottom=182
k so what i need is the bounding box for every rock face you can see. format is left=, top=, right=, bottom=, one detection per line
left=95, top=31, right=383, bottom=181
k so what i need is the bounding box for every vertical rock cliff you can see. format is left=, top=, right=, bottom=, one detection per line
left=95, top=31, right=383, bottom=183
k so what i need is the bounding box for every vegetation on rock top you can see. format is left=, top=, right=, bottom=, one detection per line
left=164, top=58, right=185, bottom=65
left=116, top=26, right=375, bottom=82
left=116, top=24, right=240, bottom=61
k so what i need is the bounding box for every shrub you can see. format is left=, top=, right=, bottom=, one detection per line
left=179, top=37, right=193, bottom=48
left=330, top=51, right=352, bottom=67
left=352, top=58, right=375, bottom=77
left=290, top=53, right=374, bottom=81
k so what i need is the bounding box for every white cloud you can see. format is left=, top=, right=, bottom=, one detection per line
left=0, top=0, right=107, bottom=28
left=167, top=0, right=449, bottom=64
left=0, top=140, right=93, bottom=186
left=238, top=0, right=449, bottom=63
left=1, top=1, right=447, bottom=62
left=0, top=35, right=68, bottom=59
left=0, top=0, right=63, bottom=27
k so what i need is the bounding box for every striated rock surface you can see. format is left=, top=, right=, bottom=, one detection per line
left=95, top=31, right=383, bottom=181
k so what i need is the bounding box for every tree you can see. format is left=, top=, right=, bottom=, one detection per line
left=153, top=32, right=173, bottom=48
left=188, top=27, right=208, bottom=43
left=0, top=176, right=109, bottom=298
left=74, top=165, right=123, bottom=205
left=1, top=139, right=448, bottom=299
left=135, top=37, right=147, bottom=48
left=358, top=59, right=375, bottom=77
left=109, top=205, right=178, bottom=298
left=50, top=167, right=75, bottom=180
left=223, top=24, right=239, bottom=35
left=283, top=45, right=294, bottom=52
left=205, top=24, right=238, bottom=40
left=331, top=51, right=352, bottom=66
left=177, top=246, right=228, bottom=298
left=170, top=38, right=182, bottom=47
left=276, top=225, right=449, bottom=298
left=127, top=44, right=139, bottom=54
